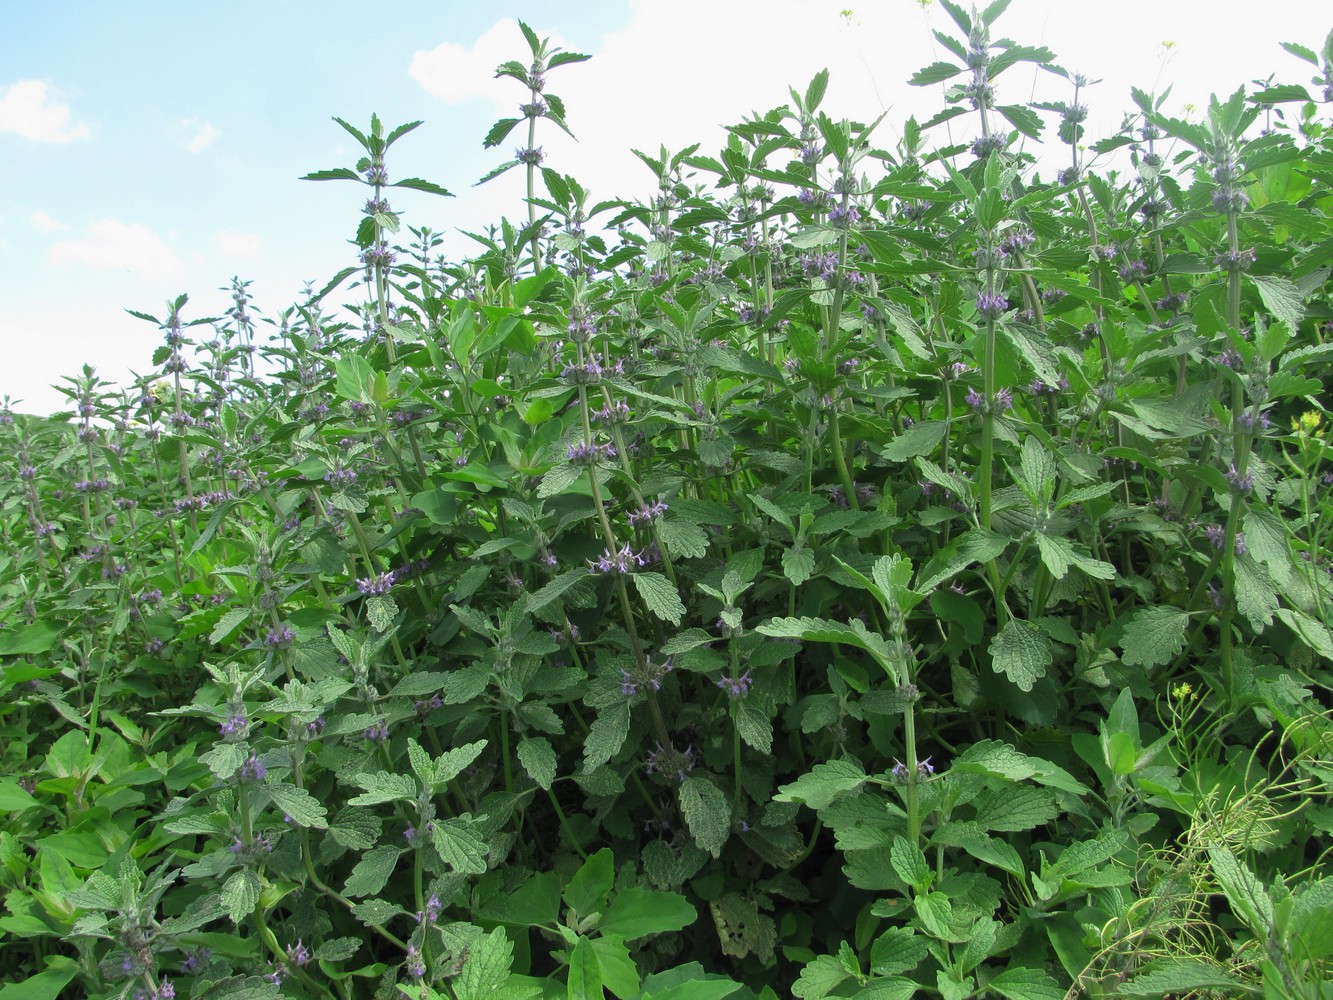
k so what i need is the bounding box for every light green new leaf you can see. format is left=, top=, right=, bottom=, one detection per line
left=432, top=817, right=489, bottom=874
left=989, top=619, right=1052, bottom=691
left=564, top=847, right=614, bottom=918
left=1120, top=606, right=1189, bottom=668
left=455, top=927, right=514, bottom=1000
left=791, top=955, right=851, bottom=1000
left=267, top=784, right=328, bottom=829
left=782, top=546, right=816, bottom=586
left=774, top=759, right=867, bottom=810
left=568, top=937, right=603, bottom=1000
left=890, top=836, right=931, bottom=892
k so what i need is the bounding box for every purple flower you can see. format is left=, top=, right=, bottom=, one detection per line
left=975, top=291, right=1008, bottom=321
left=515, top=146, right=545, bottom=166
left=363, top=720, right=390, bottom=743
left=626, top=499, right=668, bottom=526
left=1225, top=463, right=1255, bottom=495
left=263, top=624, right=296, bottom=650
left=238, top=755, right=266, bottom=783
left=286, top=941, right=310, bottom=967
left=715, top=670, right=753, bottom=700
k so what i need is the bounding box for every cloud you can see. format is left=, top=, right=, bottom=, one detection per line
left=410, top=19, right=577, bottom=107
left=213, top=229, right=262, bottom=259
left=174, top=116, right=220, bottom=154
left=29, top=210, right=70, bottom=234
left=48, top=218, right=183, bottom=279
left=0, top=79, right=90, bottom=142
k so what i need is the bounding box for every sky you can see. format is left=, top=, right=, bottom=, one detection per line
left=2, top=0, right=1329, bottom=415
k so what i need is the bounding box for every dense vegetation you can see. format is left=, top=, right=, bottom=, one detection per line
left=4, top=4, right=1333, bottom=998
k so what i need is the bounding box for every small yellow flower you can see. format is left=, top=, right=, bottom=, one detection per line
left=1293, top=410, right=1323, bottom=436
left=1171, top=682, right=1194, bottom=701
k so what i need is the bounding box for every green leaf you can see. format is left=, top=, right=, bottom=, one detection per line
left=347, top=771, right=417, bottom=806
left=1208, top=844, right=1273, bottom=933
left=585, top=702, right=630, bottom=771
left=881, top=421, right=946, bottom=462
left=679, top=777, right=730, bottom=858
left=890, top=836, right=931, bottom=892
left=913, top=892, right=953, bottom=938
left=434, top=740, right=489, bottom=786
left=602, top=886, right=697, bottom=939
left=432, top=818, right=489, bottom=874
left=988, top=966, right=1065, bottom=1000
left=996, top=103, right=1043, bottom=139
left=564, top=847, right=614, bottom=919
left=0, top=622, right=61, bottom=656
left=1250, top=274, right=1305, bottom=331
left=455, top=927, right=514, bottom=1000
left=910, top=61, right=964, bottom=86
left=757, top=617, right=891, bottom=666
left=1235, top=554, right=1277, bottom=632
left=0, top=780, right=38, bottom=812
left=734, top=701, right=773, bottom=754
left=344, top=845, right=401, bottom=897
left=988, top=619, right=1052, bottom=692
left=974, top=785, right=1058, bottom=832
left=267, top=784, right=328, bottom=829
left=209, top=608, right=249, bottom=645
left=1119, top=959, right=1244, bottom=996
left=221, top=869, right=261, bottom=923
left=568, top=936, right=603, bottom=1000
left=633, top=572, right=685, bottom=625
left=366, top=594, right=397, bottom=632
left=774, top=759, right=867, bottom=809
left=792, top=955, right=851, bottom=1000
left=538, top=462, right=582, bottom=498
left=658, top=518, right=710, bottom=558
left=870, top=927, right=929, bottom=976
left=1120, top=606, right=1189, bottom=668
left=516, top=737, right=556, bottom=790
left=782, top=546, right=816, bottom=586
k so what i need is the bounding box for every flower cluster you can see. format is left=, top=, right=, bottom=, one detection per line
left=567, top=440, right=617, bottom=466
left=965, top=387, right=1014, bottom=416
left=587, top=543, right=656, bottom=575
left=799, top=252, right=839, bottom=282
left=626, top=499, right=668, bottom=526
left=715, top=670, right=753, bottom=700
left=975, top=291, right=1009, bottom=320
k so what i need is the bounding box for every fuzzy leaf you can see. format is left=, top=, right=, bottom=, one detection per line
left=974, top=785, right=1058, bottom=832
left=1250, top=274, right=1305, bottom=331
left=792, top=955, right=851, bottom=999
left=455, top=927, right=513, bottom=1000
left=870, top=927, right=929, bottom=976
left=516, top=737, right=556, bottom=790
left=679, top=777, right=730, bottom=858
left=633, top=572, right=686, bottom=625
left=1235, top=554, right=1277, bottom=632
left=343, top=845, right=400, bottom=897
left=988, top=966, right=1065, bottom=1000
left=1119, top=959, right=1244, bottom=996
left=988, top=619, right=1052, bottom=691
left=735, top=701, right=773, bottom=754
left=782, top=546, right=816, bottom=586
left=432, top=818, right=489, bottom=874
left=890, top=836, right=931, bottom=892
left=774, top=759, right=867, bottom=810
left=585, top=702, right=630, bottom=771
left=881, top=421, right=946, bottom=462
left=1120, top=606, right=1189, bottom=668
left=658, top=518, right=710, bottom=558
left=267, top=784, right=328, bottom=829
left=221, top=869, right=261, bottom=923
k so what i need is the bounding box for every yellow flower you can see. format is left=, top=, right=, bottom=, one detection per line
left=1293, top=410, right=1323, bottom=436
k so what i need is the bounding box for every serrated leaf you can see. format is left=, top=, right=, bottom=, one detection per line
left=679, top=777, right=730, bottom=858
left=890, top=836, right=931, bottom=892
left=1119, top=959, right=1243, bottom=996
left=988, top=619, right=1052, bottom=692
left=221, top=869, right=261, bottom=923
left=267, top=784, right=328, bottom=829
left=347, top=771, right=417, bottom=806
left=735, top=701, right=773, bottom=754
left=343, top=845, right=400, bottom=897
left=538, top=463, right=582, bottom=498
left=774, top=759, right=867, bottom=809
left=633, top=572, right=686, bottom=625
left=1208, top=844, right=1273, bottom=933
left=1235, top=554, right=1277, bottom=632
left=870, top=927, right=929, bottom=976
left=584, top=702, right=629, bottom=771
left=329, top=807, right=381, bottom=850
left=434, top=740, right=488, bottom=786
left=1120, top=606, right=1189, bottom=668
left=210, top=608, right=249, bottom=645
left=455, top=927, right=513, bottom=1000
left=366, top=594, right=397, bottom=632
left=974, top=785, right=1058, bottom=832
left=988, top=966, right=1065, bottom=1000
left=792, top=955, right=851, bottom=1000
left=1250, top=274, right=1304, bottom=331
left=432, top=818, right=489, bottom=874
left=782, top=547, right=816, bottom=586
left=881, top=421, right=946, bottom=462
left=516, top=737, right=556, bottom=790
left=658, top=518, right=710, bottom=559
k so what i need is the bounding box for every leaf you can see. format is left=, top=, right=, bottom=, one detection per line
left=1118, top=959, right=1244, bottom=996
left=568, top=936, right=603, bottom=1000
left=909, top=61, right=964, bottom=86
left=996, top=103, right=1044, bottom=139
left=1235, top=554, right=1277, bottom=632
left=221, top=869, right=261, bottom=923
left=890, top=836, right=931, bottom=892
left=538, top=462, right=582, bottom=498
left=1250, top=274, right=1305, bottom=331
left=987, top=966, right=1065, bottom=1000
left=711, top=892, right=776, bottom=962
left=782, top=547, right=816, bottom=586
left=988, top=619, right=1052, bottom=692
left=679, top=777, right=730, bottom=858
left=267, top=784, right=328, bottom=829
left=0, top=622, right=61, bottom=656
left=434, top=740, right=489, bottom=786
left=602, top=886, right=697, bottom=939
left=347, top=771, right=417, bottom=806
left=881, top=421, right=946, bottom=462
left=1120, top=606, right=1189, bottom=668
left=1208, top=844, right=1273, bottom=933
left=343, top=845, right=400, bottom=897
left=585, top=702, right=630, bottom=771
left=870, top=927, right=929, bottom=976
left=658, top=518, right=710, bottom=558
left=209, top=608, right=249, bottom=645
left=735, top=701, right=773, bottom=754
left=774, top=759, right=867, bottom=810
left=974, top=785, right=1058, bottom=832
left=792, top=955, right=851, bottom=1000
left=455, top=927, right=514, bottom=1000
left=633, top=572, right=686, bottom=625
left=757, top=617, right=891, bottom=665
left=564, top=847, right=614, bottom=918
left=0, top=957, right=80, bottom=1000
left=432, top=818, right=489, bottom=874
left=516, top=737, right=556, bottom=790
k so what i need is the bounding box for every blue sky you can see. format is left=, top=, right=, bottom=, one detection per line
left=3, top=0, right=1329, bottom=414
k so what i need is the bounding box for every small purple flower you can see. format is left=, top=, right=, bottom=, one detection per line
left=219, top=710, right=249, bottom=738
left=715, top=670, right=753, bottom=700
left=286, top=941, right=310, bottom=967
left=1225, top=463, right=1255, bottom=495
left=626, top=499, right=668, bottom=526
left=263, top=624, right=296, bottom=650
left=363, top=720, right=390, bottom=743
left=238, top=754, right=266, bottom=783
left=515, top=146, right=545, bottom=166
left=975, top=291, right=1008, bottom=321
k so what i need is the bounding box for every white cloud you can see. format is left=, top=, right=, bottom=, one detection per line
left=29, top=210, right=70, bottom=234
left=174, top=116, right=221, bottom=154
left=410, top=19, right=577, bottom=107
left=213, top=229, right=262, bottom=258
left=48, top=218, right=183, bottom=279
left=0, top=80, right=90, bottom=142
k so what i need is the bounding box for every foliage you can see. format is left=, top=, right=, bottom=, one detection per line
left=3, top=10, right=1333, bottom=1000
